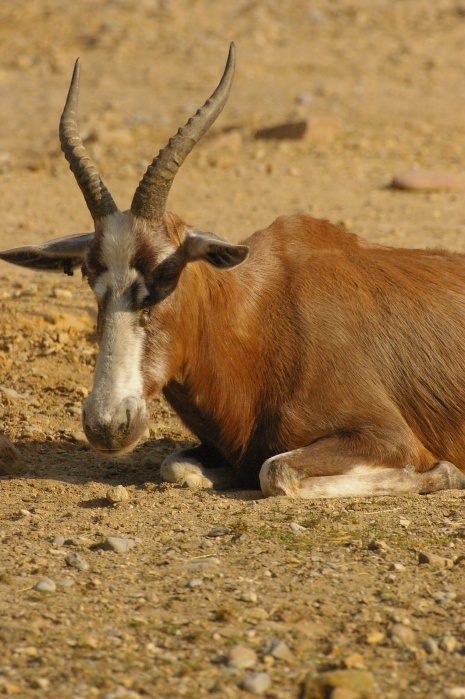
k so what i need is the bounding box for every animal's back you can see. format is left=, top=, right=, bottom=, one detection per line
left=237, top=215, right=465, bottom=473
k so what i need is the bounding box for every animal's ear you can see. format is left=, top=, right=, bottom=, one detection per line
left=183, top=231, right=249, bottom=270
left=0, top=233, right=94, bottom=276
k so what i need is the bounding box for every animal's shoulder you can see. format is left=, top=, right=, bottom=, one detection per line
left=242, top=214, right=362, bottom=255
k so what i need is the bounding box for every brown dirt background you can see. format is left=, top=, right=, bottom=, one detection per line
left=1, top=1, right=465, bottom=697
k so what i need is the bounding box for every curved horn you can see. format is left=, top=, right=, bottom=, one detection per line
left=131, top=42, right=236, bottom=221
left=59, top=59, right=118, bottom=221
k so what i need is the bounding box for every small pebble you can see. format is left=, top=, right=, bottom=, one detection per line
left=368, top=539, right=388, bottom=551
left=51, top=287, right=73, bottom=299
left=366, top=631, right=385, bottom=645
left=34, top=577, right=56, bottom=593
left=446, top=689, right=465, bottom=699
left=106, top=485, right=129, bottom=503
left=19, top=508, right=32, bottom=518
left=77, top=634, right=98, bottom=649
left=241, top=672, right=272, bottom=695
left=399, top=518, right=410, bottom=528
left=56, top=577, right=75, bottom=588
left=439, top=634, right=458, bottom=653
left=144, top=589, right=160, bottom=603
left=343, top=652, right=364, bottom=670
left=289, top=521, right=306, bottom=535
left=101, top=687, right=142, bottom=699
left=103, top=537, right=136, bottom=553
left=207, top=526, right=230, bottom=537
left=240, top=590, right=258, bottom=603
left=268, top=639, right=295, bottom=662
left=390, top=623, right=415, bottom=647
left=52, top=535, right=65, bottom=546
left=188, top=578, right=203, bottom=588
left=65, top=553, right=89, bottom=571
left=227, top=645, right=258, bottom=669
left=30, top=678, right=50, bottom=691
left=389, top=562, right=406, bottom=571
left=418, top=551, right=454, bottom=568
left=423, top=638, right=439, bottom=656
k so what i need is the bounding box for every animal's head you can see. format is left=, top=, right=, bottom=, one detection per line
left=0, top=44, right=249, bottom=456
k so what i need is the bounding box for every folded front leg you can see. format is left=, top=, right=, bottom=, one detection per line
left=259, top=426, right=465, bottom=499
left=160, top=444, right=237, bottom=489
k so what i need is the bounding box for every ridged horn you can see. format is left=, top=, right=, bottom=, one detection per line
left=131, top=42, right=236, bottom=221
left=59, top=59, right=118, bottom=221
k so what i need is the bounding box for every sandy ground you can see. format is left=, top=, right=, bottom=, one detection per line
left=1, top=1, right=465, bottom=697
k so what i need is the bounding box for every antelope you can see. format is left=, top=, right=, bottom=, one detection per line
left=2, top=44, right=465, bottom=499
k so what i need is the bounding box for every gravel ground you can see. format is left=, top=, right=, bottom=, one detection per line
left=1, top=1, right=465, bottom=697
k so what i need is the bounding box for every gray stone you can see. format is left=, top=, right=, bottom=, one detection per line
left=101, top=687, right=142, bottom=699
left=227, top=645, right=258, bottom=669
left=34, top=577, right=56, bottom=593
left=418, top=551, right=454, bottom=568
left=240, top=590, right=258, bottom=604
left=368, top=539, right=388, bottom=551
left=289, top=521, right=306, bottom=535
left=185, top=556, right=221, bottom=571
left=390, top=623, right=416, bottom=648
left=446, top=689, right=465, bottom=699
left=269, top=639, right=294, bottom=662
left=188, top=578, right=203, bottom=588
left=389, top=562, right=406, bottom=571
left=65, top=553, right=90, bottom=571
left=207, top=527, right=230, bottom=537
left=241, top=672, right=272, bottom=695
left=103, top=537, right=136, bottom=553
left=439, top=634, right=458, bottom=653
left=422, top=638, right=439, bottom=656
left=52, top=535, right=65, bottom=546
left=56, top=577, right=75, bottom=588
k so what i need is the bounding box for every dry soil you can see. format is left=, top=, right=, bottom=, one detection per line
left=1, top=2, right=465, bottom=698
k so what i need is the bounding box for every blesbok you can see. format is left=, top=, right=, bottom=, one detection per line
left=2, top=44, right=465, bottom=499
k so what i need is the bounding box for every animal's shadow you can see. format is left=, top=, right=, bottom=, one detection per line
left=1, top=436, right=262, bottom=505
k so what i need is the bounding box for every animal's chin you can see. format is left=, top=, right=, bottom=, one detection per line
left=85, top=425, right=148, bottom=458
left=92, top=443, right=139, bottom=458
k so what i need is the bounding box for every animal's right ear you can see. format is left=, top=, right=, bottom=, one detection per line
left=0, top=232, right=94, bottom=276
left=183, top=231, right=249, bottom=270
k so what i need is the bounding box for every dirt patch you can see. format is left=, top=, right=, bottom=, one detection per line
left=1, top=1, right=465, bottom=697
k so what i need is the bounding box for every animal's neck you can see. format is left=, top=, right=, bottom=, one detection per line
left=167, top=261, right=264, bottom=460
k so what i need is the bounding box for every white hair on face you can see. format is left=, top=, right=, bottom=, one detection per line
left=88, top=212, right=173, bottom=416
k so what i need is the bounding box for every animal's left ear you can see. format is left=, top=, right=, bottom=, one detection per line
left=0, top=232, right=94, bottom=276
left=183, top=231, right=249, bottom=270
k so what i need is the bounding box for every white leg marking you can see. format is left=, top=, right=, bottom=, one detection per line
left=260, top=457, right=457, bottom=499
left=161, top=450, right=236, bottom=489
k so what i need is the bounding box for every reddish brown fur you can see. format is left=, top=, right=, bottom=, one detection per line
left=124, top=212, right=465, bottom=488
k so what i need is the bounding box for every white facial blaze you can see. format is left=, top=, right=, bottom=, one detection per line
left=91, top=213, right=147, bottom=414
